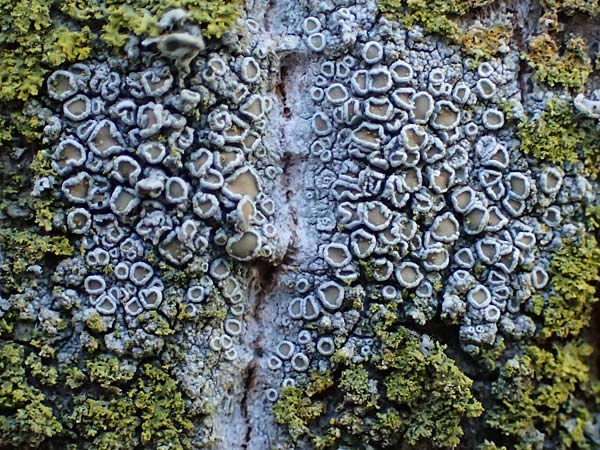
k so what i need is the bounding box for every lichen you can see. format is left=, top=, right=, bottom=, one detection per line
left=0, top=230, right=73, bottom=275
left=517, top=99, right=600, bottom=167
left=532, top=235, right=600, bottom=339
left=0, top=0, right=92, bottom=102
left=0, top=0, right=242, bottom=103
left=0, top=342, right=63, bottom=448
left=486, top=343, right=596, bottom=450
left=377, top=0, right=509, bottom=61
left=275, top=326, right=483, bottom=449
left=540, top=0, right=600, bottom=19
left=479, top=231, right=600, bottom=449
left=526, top=34, right=592, bottom=91
left=70, top=363, right=194, bottom=450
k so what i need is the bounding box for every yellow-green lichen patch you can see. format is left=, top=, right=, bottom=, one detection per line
left=517, top=99, right=600, bottom=167
left=0, top=0, right=92, bottom=102
left=100, top=0, right=243, bottom=47
left=70, top=363, right=194, bottom=450
left=275, top=326, right=482, bottom=449
left=0, top=230, right=73, bottom=275
left=540, top=0, right=600, bottom=19
left=533, top=235, right=600, bottom=339
left=460, top=24, right=512, bottom=62
left=377, top=0, right=510, bottom=61
left=526, top=34, right=592, bottom=91
left=0, top=342, right=63, bottom=448
left=0, top=0, right=243, bottom=104
left=486, top=343, right=596, bottom=450
left=0, top=313, right=198, bottom=450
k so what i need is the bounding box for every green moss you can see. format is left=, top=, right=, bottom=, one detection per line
left=526, top=34, right=592, bottom=91
left=537, top=235, right=600, bottom=339
left=0, top=0, right=92, bottom=102
left=87, top=355, right=136, bottom=391
left=275, top=326, right=482, bottom=449
left=70, top=363, right=194, bottom=450
left=486, top=343, right=595, bottom=450
left=0, top=0, right=242, bottom=104
left=0, top=342, right=63, bottom=448
left=517, top=99, right=600, bottom=167
left=0, top=229, right=73, bottom=274
left=540, top=0, right=600, bottom=17
left=378, top=0, right=509, bottom=61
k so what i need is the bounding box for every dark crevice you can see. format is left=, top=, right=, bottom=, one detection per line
left=264, top=0, right=277, bottom=33
left=239, top=362, right=257, bottom=449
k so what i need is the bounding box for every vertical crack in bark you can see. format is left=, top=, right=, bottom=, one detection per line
left=236, top=14, right=300, bottom=444
left=239, top=362, right=257, bottom=449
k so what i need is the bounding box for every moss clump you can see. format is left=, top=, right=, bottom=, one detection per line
left=0, top=0, right=92, bottom=102
left=71, top=363, right=194, bottom=450
left=378, top=0, right=509, bottom=61
left=526, top=34, right=592, bottom=91
left=517, top=99, right=600, bottom=167
left=0, top=0, right=243, bottom=104
left=486, top=343, right=595, bottom=450
left=0, top=229, right=73, bottom=274
left=0, top=342, right=63, bottom=448
left=536, top=236, right=600, bottom=339
left=275, top=326, right=482, bottom=449
left=540, top=0, right=600, bottom=18
left=100, top=0, right=242, bottom=47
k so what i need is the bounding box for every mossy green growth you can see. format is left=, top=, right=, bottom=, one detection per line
left=486, top=343, right=596, bottom=450
left=101, top=0, right=242, bottom=46
left=0, top=342, right=63, bottom=448
left=86, top=355, right=136, bottom=391
left=378, top=0, right=509, bottom=61
left=0, top=0, right=243, bottom=104
left=275, top=326, right=482, bottom=449
left=0, top=229, right=73, bottom=274
left=536, top=235, right=600, bottom=339
left=0, top=0, right=92, bottom=102
left=517, top=99, right=600, bottom=167
left=477, top=441, right=508, bottom=450
left=70, top=363, right=194, bottom=450
left=526, top=34, right=592, bottom=91
left=540, top=0, right=600, bottom=17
